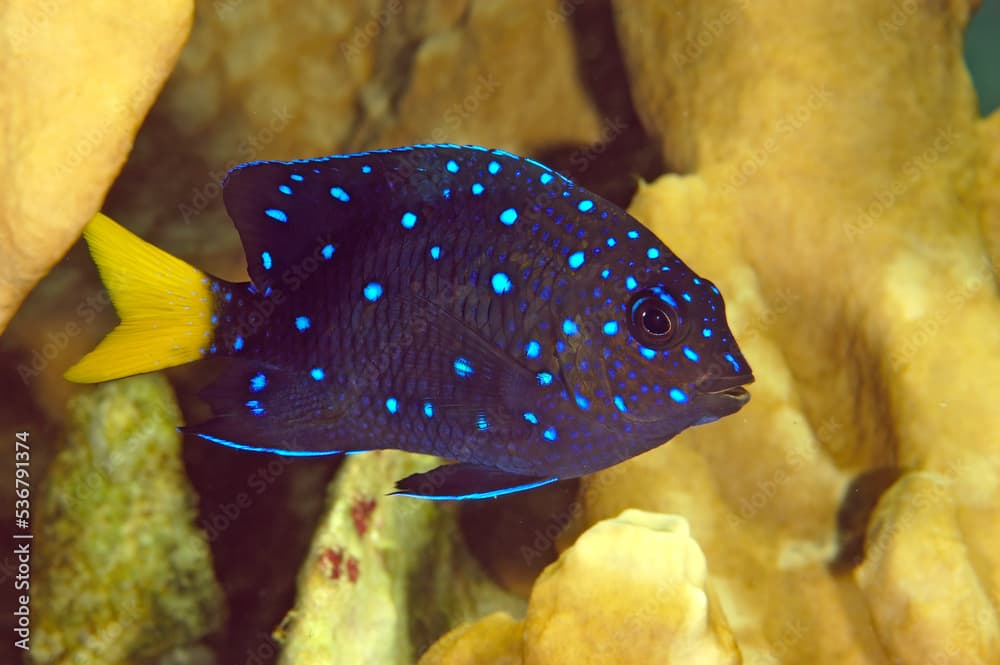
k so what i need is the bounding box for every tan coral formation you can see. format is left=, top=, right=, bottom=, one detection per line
left=522, top=510, right=740, bottom=665
left=419, top=510, right=740, bottom=665
left=856, top=472, right=1000, bottom=664
left=558, top=1, right=999, bottom=663
left=0, top=0, right=193, bottom=333
left=278, top=451, right=525, bottom=665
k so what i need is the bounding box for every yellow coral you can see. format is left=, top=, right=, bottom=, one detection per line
left=0, top=0, right=193, bottom=333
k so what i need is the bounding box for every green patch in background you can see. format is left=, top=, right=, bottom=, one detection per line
left=966, top=0, right=1000, bottom=115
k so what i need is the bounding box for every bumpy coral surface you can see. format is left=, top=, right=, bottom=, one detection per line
left=0, top=1, right=192, bottom=333
left=32, top=375, right=222, bottom=664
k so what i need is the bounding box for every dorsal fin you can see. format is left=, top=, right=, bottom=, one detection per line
left=222, top=160, right=354, bottom=293
left=220, top=145, right=568, bottom=293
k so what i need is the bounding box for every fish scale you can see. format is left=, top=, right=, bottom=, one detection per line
left=65, top=144, right=754, bottom=499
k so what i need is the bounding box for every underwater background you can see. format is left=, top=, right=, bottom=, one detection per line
left=2, top=1, right=1000, bottom=663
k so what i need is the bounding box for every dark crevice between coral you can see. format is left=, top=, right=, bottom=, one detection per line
left=828, top=466, right=903, bottom=574
left=347, top=1, right=454, bottom=150
left=175, top=366, right=341, bottom=664
left=533, top=0, right=666, bottom=209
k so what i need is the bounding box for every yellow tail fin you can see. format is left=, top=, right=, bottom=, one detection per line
left=64, top=213, right=215, bottom=383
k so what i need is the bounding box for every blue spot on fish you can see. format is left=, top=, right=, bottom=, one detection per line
left=364, top=282, right=383, bottom=301
left=603, top=321, right=619, bottom=335
left=261, top=252, right=273, bottom=270
left=265, top=208, right=287, bottom=223
left=250, top=372, right=267, bottom=392
left=386, top=397, right=399, bottom=414
left=472, top=183, right=485, bottom=195
left=321, top=244, right=335, bottom=259
left=429, top=245, right=441, bottom=260
left=423, top=401, right=434, bottom=418
left=310, top=367, right=325, bottom=381
left=453, top=357, right=474, bottom=377
left=491, top=272, right=513, bottom=294
left=329, top=186, right=350, bottom=202
left=499, top=208, right=518, bottom=225
left=446, top=159, right=459, bottom=173
left=295, top=316, right=311, bottom=331
left=669, top=388, right=688, bottom=404
left=401, top=211, right=417, bottom=229
left=488, top=160, right=501, bottom=175
left=543, top=426, right=558, bottom=441
left=537, top=372, right=553, bottom=386
left=525, top=340, right=541, bottom=358
left=568, top=251, right=585, bottom=270
left=523, top=411, right=539, bottom=424
left=577, top=199, right=594, bottom=213
left=562, top=318, right=578, bottom=335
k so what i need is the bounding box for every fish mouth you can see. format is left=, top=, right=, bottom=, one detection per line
left=695, top=374, right=754, bottom=400
left=696, top=373, right=754, bottom=404
left=710, top=385, right=750, bottom=402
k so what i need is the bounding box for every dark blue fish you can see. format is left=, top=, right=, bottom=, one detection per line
left=65, top=145, right=753, bottom=499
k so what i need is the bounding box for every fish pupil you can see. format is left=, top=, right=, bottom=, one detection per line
left=642, top=307, right=671, bottom=336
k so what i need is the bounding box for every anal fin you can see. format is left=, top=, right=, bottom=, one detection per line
left=392, top=463, right=558, bottom=500
left=182, top=358, right=351, bottom=456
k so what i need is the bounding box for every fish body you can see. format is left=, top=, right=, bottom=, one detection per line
left=66, top=145, right=753, bottom=499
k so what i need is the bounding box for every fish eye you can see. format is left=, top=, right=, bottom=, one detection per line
left=628, top=288, right=680, bottom=348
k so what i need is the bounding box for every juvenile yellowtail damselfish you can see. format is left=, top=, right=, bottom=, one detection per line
left=66, top=145, right=754, bottom=499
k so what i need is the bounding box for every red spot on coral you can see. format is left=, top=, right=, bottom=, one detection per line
left=351, top=495, right=377, bottom=537
left=347, top=556, right=360, bottom=583
left=319, top=547, right=343, bottom=580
